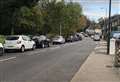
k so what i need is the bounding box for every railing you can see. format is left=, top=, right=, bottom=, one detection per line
left=114, top=39, right=120, bottom=67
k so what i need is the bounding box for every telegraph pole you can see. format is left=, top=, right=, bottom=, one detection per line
left=60, top=24, right=62, bottom=36
left=107, top=0, right=112, bottom=54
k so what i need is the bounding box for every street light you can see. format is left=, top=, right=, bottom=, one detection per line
left=60, top=24, right=62, bottom=36
left=107, top=0, right=112, bottom=54
left=100, top=7, right=107, bottom=40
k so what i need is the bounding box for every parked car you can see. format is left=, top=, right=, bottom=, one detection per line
left=79, top=33, right=84, bottom=39
left=4, top=35, right=36, bottom=52
left=93, top=34, right=100, bottom=41
left=111, top=31, right=120, bottom=39
left=72, top=34, right=80, bottom=41
left=52, top=36, right=65, bottom=44
left=83, top=33, right=88, bottom=37
left=0, top=43, right=4, bottom=55
left=32, top=35, right=50, bottom=48
left=65, top=35, right=74, bottom=42
left=76, top=33, right=82, bottom=40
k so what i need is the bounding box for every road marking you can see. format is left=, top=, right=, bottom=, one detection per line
left=0, top=57, right=16, bottom=62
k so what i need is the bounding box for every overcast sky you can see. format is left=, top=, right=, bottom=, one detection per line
left=66, top=0, right=120, bottom=22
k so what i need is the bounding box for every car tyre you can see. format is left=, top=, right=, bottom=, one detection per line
left=41, top=43, right=45, bottom=48
left=0, top=49, right=4, bottom=56
left=47, top=43, right=50, bottom=47
left=32, top=44, right=36, bottom=50
left=21, top=46, right=25, bottom=52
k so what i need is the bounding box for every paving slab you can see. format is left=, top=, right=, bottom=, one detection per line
left=71, top=41, right=120, bottom=82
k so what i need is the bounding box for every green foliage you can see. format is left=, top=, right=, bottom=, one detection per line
left=0, top=0, right=39, bottom=35
left=0, top=0, right=88, bottom=37
left=0, top=35, right=5, bottom=44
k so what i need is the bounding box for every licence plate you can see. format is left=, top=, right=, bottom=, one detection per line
left=8, top=46, right=14, bottom=47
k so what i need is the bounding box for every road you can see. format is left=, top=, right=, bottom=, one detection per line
left=0, top=38, right=96, bottom=82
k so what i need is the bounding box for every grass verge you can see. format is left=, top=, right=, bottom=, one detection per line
left=0, top=35, right=5, bottom=44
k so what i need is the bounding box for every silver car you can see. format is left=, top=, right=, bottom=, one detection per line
left=94, top=34, right=100, bottom=41
left=52, top=36, right=65, bottom=44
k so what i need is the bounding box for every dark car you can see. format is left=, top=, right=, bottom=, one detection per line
left=66, top=35, right=74, bottom=42
left=76, top=33, right=82, bottom=40
left=32, top=35, right=50, bottom=48
left=52, top=36, right=65, bottom=44
left=0, top=43, right=4, bottom=56
left=72, top=34, right=82, bottom=41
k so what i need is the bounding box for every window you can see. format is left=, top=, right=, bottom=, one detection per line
left=6, top=36, right=19, bottom=40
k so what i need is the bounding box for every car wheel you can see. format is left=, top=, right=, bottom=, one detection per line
left=21, top=46, right=25, bottom=52
left=48, top=43, right=50, bottom=47
left=0, top=49, right=4, bottom=56
left=32, top=44, right=36, bottom=50
left=41, top=43, right=45, bottom=48
left=5, top=49, right=8, bottom=53
left=52, top=42, right=55, bottom=45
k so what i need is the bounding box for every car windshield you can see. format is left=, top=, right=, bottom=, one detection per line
left=6, top=36, right=19, bottom=40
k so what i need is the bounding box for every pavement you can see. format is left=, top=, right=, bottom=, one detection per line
left=71, top=41, right=120, bottom=82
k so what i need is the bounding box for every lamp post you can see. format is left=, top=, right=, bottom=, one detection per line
left=107, top=0, right=112, bottom=54
left=60, top=24, right=62, bottom=36
left=100, top=8, right=107, bottom=40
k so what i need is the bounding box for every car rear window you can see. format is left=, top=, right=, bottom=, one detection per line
left=6, top=36, right=19, bottom=40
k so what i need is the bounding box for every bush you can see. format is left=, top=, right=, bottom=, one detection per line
left=0, top=35, right=5, bottom=44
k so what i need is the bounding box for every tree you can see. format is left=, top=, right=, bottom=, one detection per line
left=0, top=0, right=39, bottom=34
left=0, top=0, right=88, bottom=36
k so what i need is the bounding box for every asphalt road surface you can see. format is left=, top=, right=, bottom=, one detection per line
left=0, top=38, right=96, bottom=82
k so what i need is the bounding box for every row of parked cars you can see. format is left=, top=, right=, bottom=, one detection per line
left=0, top=33, right=84, bottom=56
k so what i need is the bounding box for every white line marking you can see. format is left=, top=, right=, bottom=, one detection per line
left=0, top=57, right=16, bottom=62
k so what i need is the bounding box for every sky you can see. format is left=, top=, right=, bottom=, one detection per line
left=65, top=0, right=120, bottom=22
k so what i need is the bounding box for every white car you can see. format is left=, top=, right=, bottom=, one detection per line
left=94, top=34, right=100, bottom=41
left=0, top=43, right=4, bottom=55
left=52, top=36, right=65, bottom=44
left=4, top=35, right=36, bottom=52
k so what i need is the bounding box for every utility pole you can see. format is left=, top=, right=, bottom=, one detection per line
left=60, top=24, right=62, bottom=36
left=101, top=8, right=107, bottom=40
left=107, top=0, right=112, bottom=54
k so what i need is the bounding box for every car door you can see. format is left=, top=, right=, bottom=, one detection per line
left=27, top=36, right=33, bottom=49
left=22, top=36, right=30, bottom=49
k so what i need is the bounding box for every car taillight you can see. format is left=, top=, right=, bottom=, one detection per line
left=17, top=41, right=21, bottom=44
